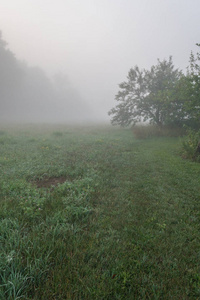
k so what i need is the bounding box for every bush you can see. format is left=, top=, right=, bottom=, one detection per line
left=182, top=128, right=200, bottom=161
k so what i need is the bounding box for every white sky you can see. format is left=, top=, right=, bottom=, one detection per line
left=0, top=0, right=200, bottom=120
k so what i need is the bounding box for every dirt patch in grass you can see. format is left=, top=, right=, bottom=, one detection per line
left=32, top=176, right=67, bottom=188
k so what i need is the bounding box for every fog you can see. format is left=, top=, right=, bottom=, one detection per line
left=0, top=0, right=200, bottom=123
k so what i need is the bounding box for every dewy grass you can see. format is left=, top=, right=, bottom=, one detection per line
left=0, top=124, right=200, bottom=299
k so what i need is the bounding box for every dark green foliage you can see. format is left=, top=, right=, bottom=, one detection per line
left=182, top=127, right=200, bottom=161
left=109, top=57, right=184, bottom=127
left=182, top=45, right=200, bottom=129
left=109, top=48, right=200, bottom=130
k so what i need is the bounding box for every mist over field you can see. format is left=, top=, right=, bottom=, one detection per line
left=0, top=0, right=200, bottom=123
left=0, top=40, right=94, bottom=123
left=1, top=2, right=200, bottom=298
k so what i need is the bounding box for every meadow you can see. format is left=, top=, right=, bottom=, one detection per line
left=1, top=124, right=200, bottom=299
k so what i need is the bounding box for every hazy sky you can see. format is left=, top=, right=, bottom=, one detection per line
left=0, top=0, right=200, bottom=120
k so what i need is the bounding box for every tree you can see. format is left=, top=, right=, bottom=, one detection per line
left=0, top=31, right=56, bottom=122
left=0, top=31, right=24, bottom=117
left=182, top=45, right=200, bottom=128
left=108, top=57, right=184, bottom=127
left=0, top=31, right=89, bottom=122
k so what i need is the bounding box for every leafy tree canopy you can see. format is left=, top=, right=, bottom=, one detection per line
left=183, top=44, right=200, bottom=128
left=108, top=57, right=185, bottom=127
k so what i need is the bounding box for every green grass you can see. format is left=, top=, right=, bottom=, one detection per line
left=0, top=124, right=200, bottom=299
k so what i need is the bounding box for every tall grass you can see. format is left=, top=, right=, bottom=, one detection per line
left=133, top=124, right=185, bottom=139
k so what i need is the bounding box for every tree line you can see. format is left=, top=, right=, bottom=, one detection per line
left=109, top=46, right=200, bottom=129
left=0, top=31, right=89, bottom=122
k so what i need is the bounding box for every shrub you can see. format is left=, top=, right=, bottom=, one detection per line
left=182, top=128, right=200, bottom=161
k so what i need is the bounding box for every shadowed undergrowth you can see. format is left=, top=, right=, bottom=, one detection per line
left=0, top=125, right=200, bottom=299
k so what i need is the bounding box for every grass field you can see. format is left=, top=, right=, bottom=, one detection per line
left=1, top=124, right=200, bottom=299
